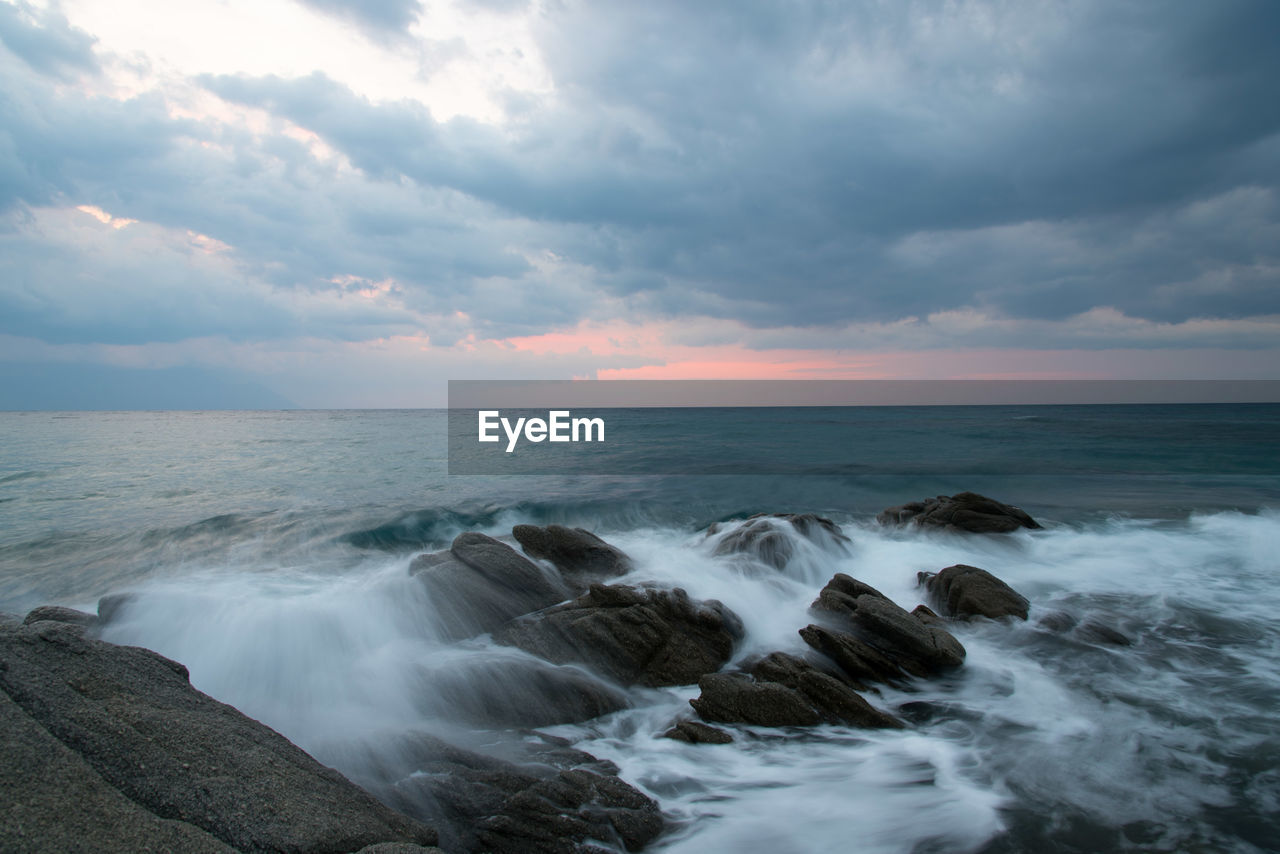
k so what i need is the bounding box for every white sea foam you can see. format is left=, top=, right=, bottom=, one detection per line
left=99, top=510, right=1280, bottom=853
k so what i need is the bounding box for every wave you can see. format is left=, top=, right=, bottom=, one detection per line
left=88, top=509, right=1280, bottom=853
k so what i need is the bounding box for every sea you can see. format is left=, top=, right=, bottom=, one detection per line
left=2, top=406, right=1279, bottom=853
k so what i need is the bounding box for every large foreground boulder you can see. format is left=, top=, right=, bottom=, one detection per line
left=511, top=525, right=633, bottom=586
left=495, top=584, right=743, bottom=687
left=877, top=492, right=1041, bottom=533
left=411, top=532, right=569, bottom=640
left=371, top=734, right=663, bottom=854
left=801, top=574, right=966, bottom=686
left=918, top=564, right=1030, bottom=620
left=710, top=513, right=850, bottom=570
left=689, top=652, right=901, bottom=729
left=0, top=618, right=438, bottom=853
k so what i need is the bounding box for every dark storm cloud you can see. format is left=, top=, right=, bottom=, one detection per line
left=1, top=0, right=1278, bottom=356
left=204, top=0, right=1280, bottom=329
left=295, top=0, right=423, bottom=40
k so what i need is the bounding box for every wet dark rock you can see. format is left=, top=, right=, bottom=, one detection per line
left=805, top=573, right=967, bottom=682
left=0, top=620, right=437, bottom=853
left=494, top=583, right=743, bottom=687
left=376, top=734, right=662, bottom=854
left=748, top=652, right=903, bottom=728
left=1076, top=620, right=1133, bottom=646
left=688, top=653, right=901, bottom=730
left=919, top=564, right=1030, bottom=621
left=423, top=656, right=629, bottom=727
left=96, top=592, right=138, bottom=625
left=1037, top=610, right=1079, bottom=632
left=512, top=524, right=633, bottom=585
left=711, top=513, right=849, bottom=570
left=662, top=720, right=734, bottom=744
left=690, top=672, right=820, bottom=727
left=22, top=605, right=98, bottom=628
left=877, top=492, right=1041, bottom=534
left=911, top=604, right=945, bottom=627
left=411, top=532, right=569, bottom=640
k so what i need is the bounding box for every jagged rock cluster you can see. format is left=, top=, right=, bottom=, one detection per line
left=2, top=495, right=1078, bottom=854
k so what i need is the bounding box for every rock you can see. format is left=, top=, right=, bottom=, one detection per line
left=1, top=689, right=235, bottom=853
left=877, top=492, right=1041, bottom=533
left=690, top=672, right=820, bottom=727
left=711, top=513, right=849, bottom=570
left=374, top=734, right=663, bottom=854
left=494, top=584, right=743, bottom=687
left=805, top=573, right=966, bottom=681
left=411, top=532, right=569, bottom=640
left=96, top=592, right=138, bottom=625
left=0, top=620, right=437, bottom=853
left=422, top=655, right=629, bottom=727
left=1035, top=610, right=1130, bottom=645
left=1037, top=610, right=1079, bottom=632
left=662, top=720, right=734, bottom=744
left=354, top=845, right=446, bottom=854
left=1076, top=620, right=1132, bottom=647
left=748, top=652, right=902, bottom=729
left=688, top=653, right=901, bottom=730
left=22, top=605, right=98, bottom=628
left=919, top=564, right=1030, bottom=621
left=511, top=525, right=632, bottom=585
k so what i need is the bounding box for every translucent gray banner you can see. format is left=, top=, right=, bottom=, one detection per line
left=446, top=380, right=1280, bottom=475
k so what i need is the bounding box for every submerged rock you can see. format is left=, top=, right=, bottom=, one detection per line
left=494, top=583, right=743, bottom=687
left=512, top=524, right=633, bottom=585
left=918, top=564, right=1030, bottom=621
left=711, top=513, right=850, bottom=570
left=411, top=532, right=568, bottom=640
left=803, top=573, right=966, bottom=683
left=0, top=619, right=438, bottom=853
left=1037, top=610, right=1131, bottom=646
left=877, top=492, right=1041, bottom=533
left=373, top=734, right=663, bottom=854
left=422, top=655, right=629, bottom=727
left=96, top=592, right=138, bottom=625
left=662, top=720, right=734, bottom=744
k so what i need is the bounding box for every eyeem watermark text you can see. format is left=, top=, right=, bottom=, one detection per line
left=478, top=410, right=606, bottom=452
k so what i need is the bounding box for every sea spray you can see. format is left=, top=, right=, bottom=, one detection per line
left=91, top=511, right=1280, bottom=852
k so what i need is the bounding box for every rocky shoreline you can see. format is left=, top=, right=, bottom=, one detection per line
left=2, top=492, right=1127, bottom=853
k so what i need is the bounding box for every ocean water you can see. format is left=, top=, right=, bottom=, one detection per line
left=2, top=407, right=1279, bottom=852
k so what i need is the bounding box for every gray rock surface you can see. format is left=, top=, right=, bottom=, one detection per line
left=423, top=655, right=629, bottom=727
left=662, top=720, right=734, bottom=744
left=877, top=492, right=1041, bottom=533
left=411, top=532, right=568, bottom=640
left=372, top=734, right=663, bottom=854
left=0, top=620, right=438, bottom=853
left=711, top=513, right=849, bottom=570
left=688, top=652, right=901, bottom=730
left=494, top=584, right=743, bottom=687
left=804, top=573, right=966, bottom=682
left=22, top=605, right=98, bottom=628
left=511, top=525, right=633, bottom=585
left=918, top=564, right=1030, bottom=620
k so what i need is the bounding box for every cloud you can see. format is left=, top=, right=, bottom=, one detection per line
left=295, top=0, right=422, bottom=41
left=0, top=1, right=98, bottom=79
left=0, top=0, right=1277, bottom=405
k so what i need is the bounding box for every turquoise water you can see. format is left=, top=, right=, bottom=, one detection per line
left=2, top=407, right=1279, bottom=852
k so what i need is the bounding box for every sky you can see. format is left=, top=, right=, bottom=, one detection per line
left=0, top=0, right=1277, bottom=408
